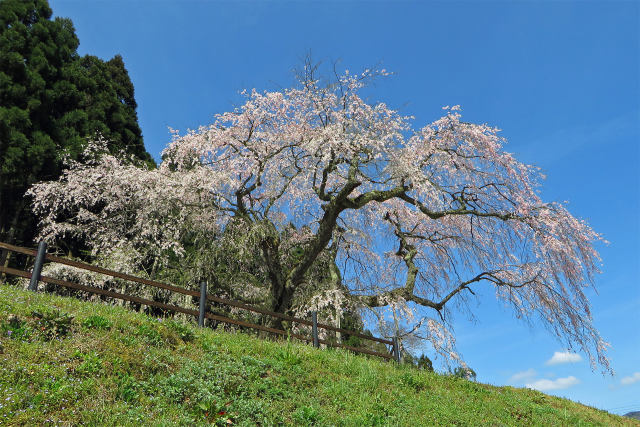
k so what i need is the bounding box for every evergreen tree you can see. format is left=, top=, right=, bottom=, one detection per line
left=0, top=0, right=152, bottom=248
left=72, top=54, right=152, bottom=164
left=417, top=354, right=434, bottom=372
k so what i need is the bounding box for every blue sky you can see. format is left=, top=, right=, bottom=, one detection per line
left=51, top=0, right=639, bottom=415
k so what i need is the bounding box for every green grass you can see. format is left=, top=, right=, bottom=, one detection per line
left=0, top=283, right=635, bottom=426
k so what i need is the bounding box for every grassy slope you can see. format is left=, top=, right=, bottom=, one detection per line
left=0, top=284, right=635, bottom=427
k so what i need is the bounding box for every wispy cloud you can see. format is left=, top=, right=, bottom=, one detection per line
left=509, top=368, right=537, bottom=383
left=546, top=351, right=582, bottom=366
left=526, top=376, right=580, bottom=391
left=517, top=110, right=640, bottom=167
left=621, top=372, right=640, bottom=386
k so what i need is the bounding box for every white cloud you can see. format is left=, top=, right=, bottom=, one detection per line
left=620, top=372, right=640, bottom=386
left=509, top=368, right=537, bottom=383
left=526, top=376, right=580, bottom=391
left=546, top=351, right=582, bottom=366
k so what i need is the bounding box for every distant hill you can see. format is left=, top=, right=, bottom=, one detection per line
left=626, top=411, right=640, bottom=420
left=0, top=283, right=637, bottom=426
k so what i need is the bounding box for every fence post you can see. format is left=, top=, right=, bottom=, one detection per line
left=0, top=248, right=8, bottom=280
left=393, top=335, right=401, bottom=363
left=28, top=241, right=47, bottom=291
left=312, top=311, right=319, bottom=348
left=198, top=281, right=207, bottom=327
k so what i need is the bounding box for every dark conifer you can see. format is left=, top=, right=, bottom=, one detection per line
left=0, top=0, right=152, bottom=248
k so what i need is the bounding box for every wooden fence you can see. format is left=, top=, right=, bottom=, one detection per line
left=0, top=241, right=399, bottom=362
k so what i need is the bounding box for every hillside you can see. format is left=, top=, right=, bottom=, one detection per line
left=0, top=284, right=635, bottom=426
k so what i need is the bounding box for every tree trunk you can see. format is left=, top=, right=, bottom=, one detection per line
left=259, top=233, right=294, bottom=330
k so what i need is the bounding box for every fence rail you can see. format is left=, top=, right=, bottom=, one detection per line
left=0, top=241, right=400, bottom=361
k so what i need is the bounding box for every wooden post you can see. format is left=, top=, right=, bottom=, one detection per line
left=198, top=281, right=207, bottom=327
left=0, top=249, right=8, bottom=280
left=28, top=241, right=47, bottom=291
left=312, top=311, right=319, bottom=348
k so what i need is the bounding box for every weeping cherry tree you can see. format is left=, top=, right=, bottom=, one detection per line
left=29, top=65, right=609, bottom=370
